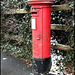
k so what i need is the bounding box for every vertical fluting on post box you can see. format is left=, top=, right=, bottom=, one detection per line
left=28, top=0, right=55, bottom=74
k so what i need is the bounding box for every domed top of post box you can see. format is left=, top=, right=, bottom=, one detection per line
left=28, top=0, right=55, bottom=5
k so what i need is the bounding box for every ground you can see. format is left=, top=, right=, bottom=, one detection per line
left=1, top=52, right=56, bottom=75
left=1, top=52, right=32, bottom=75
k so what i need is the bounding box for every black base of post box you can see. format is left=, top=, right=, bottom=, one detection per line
left=32, top=57, right=52, bottom=74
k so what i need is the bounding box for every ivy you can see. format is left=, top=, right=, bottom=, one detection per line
left=20, top=13, right=32, bottom=60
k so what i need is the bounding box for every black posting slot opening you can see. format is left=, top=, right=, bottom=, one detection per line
left=32, top=12, right=37, bottom=14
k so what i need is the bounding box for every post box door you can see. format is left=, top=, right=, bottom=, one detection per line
left=31, top=8, right=43, bottom=58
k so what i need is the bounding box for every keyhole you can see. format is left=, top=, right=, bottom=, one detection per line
left=39, top=35, right=41, bottom=37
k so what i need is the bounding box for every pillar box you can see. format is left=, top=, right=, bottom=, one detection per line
left=28, top=0, right=55, bottom=74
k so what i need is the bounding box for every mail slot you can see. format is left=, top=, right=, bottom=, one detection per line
left=28, top=0, right=55, bottom=74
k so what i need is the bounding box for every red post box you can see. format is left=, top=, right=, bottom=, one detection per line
left=28, top=0, right=55, bottom=74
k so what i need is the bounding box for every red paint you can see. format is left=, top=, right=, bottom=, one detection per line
left=28, top=0, right=55, bottom=4
left=28, top=0, right=55, bottom=59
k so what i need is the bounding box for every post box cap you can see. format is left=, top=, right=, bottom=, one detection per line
left=28, top=0, right=55, bottom=5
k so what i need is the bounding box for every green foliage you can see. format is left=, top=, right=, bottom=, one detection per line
left=20, top=13, right=32, bottom=60
left=64, top=50, right=74, bottom=65
left=51, top=0, right=74, bottom=74
left=1, top=0, right=32, bottom=60
left=1, top=41, right=25, bottom=58
left=70, top=1, right=75, bottom=8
